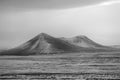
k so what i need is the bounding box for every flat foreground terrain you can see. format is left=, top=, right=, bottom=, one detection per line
left=0, top=52, right=120, bottom=80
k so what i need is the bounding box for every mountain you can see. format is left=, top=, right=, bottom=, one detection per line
left=60, top=35, right=106, bottom=49
left=0, top=33, right=115, bottom=55
left=0, top=33, right=86, bottom=55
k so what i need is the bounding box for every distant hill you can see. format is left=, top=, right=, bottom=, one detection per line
left=60, top=35, right=106, bottom=49
left=111, top=45, right=120, bottom=49
left=0, top=33, right=116, bottom=55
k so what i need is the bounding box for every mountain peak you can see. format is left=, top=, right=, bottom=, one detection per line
left=36, top=33, right=52, bottom=39
left=72, top=35, right=88, bottom=41
left=38, top=33, right=49, bottom=37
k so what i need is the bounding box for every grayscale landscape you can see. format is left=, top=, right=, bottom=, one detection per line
left=0, top=0, right=120, bottom=80
left=0, top=33, right=120, bottom=80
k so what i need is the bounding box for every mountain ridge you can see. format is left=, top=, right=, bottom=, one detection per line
left=60, top=35, right=106, bottom=48
left=0, top=33, right=116, bottom=55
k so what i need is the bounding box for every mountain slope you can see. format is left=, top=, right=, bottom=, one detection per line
left=60, top=35, right=107, bottom=49
left=0, top=33, right=86, bottom=55
left=0, top=33, right=115, bottom=55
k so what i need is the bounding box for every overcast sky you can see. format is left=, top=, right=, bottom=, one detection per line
left=0, top=0, right=120, bottom=49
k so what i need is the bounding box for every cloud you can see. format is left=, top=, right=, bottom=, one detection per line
left=99, top=0, right=120, bottom=6
left=0, top=0, right=110, bottom=11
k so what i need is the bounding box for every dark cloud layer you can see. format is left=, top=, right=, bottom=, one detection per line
left=0, top=0, right=109, bottom=11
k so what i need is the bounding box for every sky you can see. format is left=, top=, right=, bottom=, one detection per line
left=0, top=0, right=120, bottom=49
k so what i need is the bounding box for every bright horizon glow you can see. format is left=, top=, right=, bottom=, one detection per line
left=99, top=0, right=120, bottom=6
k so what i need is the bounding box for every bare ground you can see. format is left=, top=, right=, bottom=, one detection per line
left=0, top=52, right=120, bottom=80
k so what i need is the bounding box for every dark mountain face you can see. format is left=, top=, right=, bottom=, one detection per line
left=60, top=35, right=105, bottom=48
left=0, top=33, right=114, bottom=55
